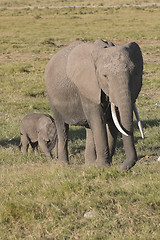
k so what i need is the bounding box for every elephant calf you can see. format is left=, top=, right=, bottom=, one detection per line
left=20, top=113, right=57, bottom=158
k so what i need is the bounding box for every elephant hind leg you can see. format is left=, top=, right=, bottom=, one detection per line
left=20, top=134, right=29, bottom=154
left=85, top=128, right=96, bottom=165
left=106, top=118, right=118, bottom=162
left=56, top=121, right=69, bottom=165
left=30, top=142, right=38, bottom=154
left=52, top=108, right=69, bottom=164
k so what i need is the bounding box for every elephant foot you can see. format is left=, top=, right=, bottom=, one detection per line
left=57, top=159, right=70, bottom=165
left=45, top=153, right=53, bottom=159
left=95, top=159, right=111, bottom=167
left=85, top=159, right=96, bottom=166
left=120, top=160, right=136, bottom=171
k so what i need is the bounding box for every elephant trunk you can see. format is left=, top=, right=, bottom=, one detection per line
left=111, top=103, right=128, bottom=137
left=111, top=89, right=138, bottom=170
left=110, top=81, right=133, bottom=134
left=120, top=96, right=138, bottom=170
left=118, top=94, right=133, bottom=135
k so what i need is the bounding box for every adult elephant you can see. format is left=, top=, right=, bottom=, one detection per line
left=45, top=40, right=144, bottom=170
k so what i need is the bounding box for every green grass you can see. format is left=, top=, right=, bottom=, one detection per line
left=0, top=1, right=160, bottom=239
left=0, top=164, right=160, bottom=239
left=0, top=5, right=160, bottom=54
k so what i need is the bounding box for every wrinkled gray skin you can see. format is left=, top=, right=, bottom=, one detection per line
left=45, top=40, right=143, bottom=170
left=85, top=40, right=117, bottom=166
left=20, top=113, right=57, bottom=158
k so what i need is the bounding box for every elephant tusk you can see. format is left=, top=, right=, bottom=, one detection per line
left=133, top=103, right=145, bottom=139
left=111, top=103, right=129, bottom=137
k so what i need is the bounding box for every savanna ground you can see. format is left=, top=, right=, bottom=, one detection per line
left=0, top=0, right=160, bottom=239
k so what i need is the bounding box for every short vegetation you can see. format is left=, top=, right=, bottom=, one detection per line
left=0, top=1, right=160, bottom=239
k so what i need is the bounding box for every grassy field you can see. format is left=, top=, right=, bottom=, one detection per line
left=0, top=1, right=160, bottom=239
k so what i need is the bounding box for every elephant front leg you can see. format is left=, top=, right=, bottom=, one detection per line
left=90, top=114, right=110, bottom=167
left=85, top=128, right=96, bottom=165
left=55, top=121, right=69, bottom=165
left=38, top=135, right=52, bottom=159
left=106, top=118, right=118, bottom=163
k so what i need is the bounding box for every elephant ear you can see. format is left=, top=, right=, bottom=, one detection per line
left=67, top=43, right=101, bottom=105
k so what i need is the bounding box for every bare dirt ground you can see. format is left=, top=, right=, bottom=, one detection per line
left=0, top=2, right=160, bottom=10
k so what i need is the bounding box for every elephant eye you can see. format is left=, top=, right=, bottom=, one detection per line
left=104, top=74, right=108, bottom=79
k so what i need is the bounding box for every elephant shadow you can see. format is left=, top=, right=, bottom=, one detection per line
left=69, top=127, right=86, bottom=141
left=68, top=118, right=159, bottom=157
left=0, top=128, right=86, bottom=158
left=139, top=119, right=159, bottom=129
left=0, top=136, right=20, bottom=148
left=0, top=119, right=158, bottom=156
left=133, top=118, right=159, bottom=141
left=68, top=127, right=124, bottom=156
left=68, top=127, right=86, bottom=155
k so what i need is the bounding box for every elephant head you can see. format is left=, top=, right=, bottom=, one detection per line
left=96, top=42, right=144, bottom=136
left=67, top=42, right=144, bottom=170
left=37, top=115, right=57, bottom=152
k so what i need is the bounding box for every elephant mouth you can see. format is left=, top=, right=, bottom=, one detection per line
left=111, top=103, right=144, bottom=138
